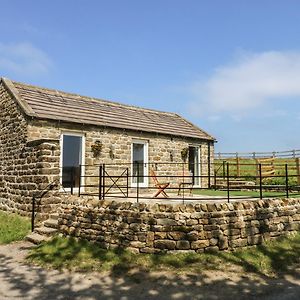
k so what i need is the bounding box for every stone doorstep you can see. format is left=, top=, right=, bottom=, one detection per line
left=26, top=213, right=60, bottom=245
left=26, top=232, right=51, bottom=245
left=34, top=226, right=58, bottom=236
left=43, top=218, right=59, bottom=229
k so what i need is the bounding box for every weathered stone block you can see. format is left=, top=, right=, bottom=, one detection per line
left=168, top=231, right=186, bottom=240
left=229, top=238, right=248, bottom=248
left=176, top=240, right=190, bottom=250
left=191, top=240, right=209, bottom=250
left=156, top=218, right=177, bottom=226
left=154, top=240, right=176, bottom=250
left=218, top=236, right=228, bottom=250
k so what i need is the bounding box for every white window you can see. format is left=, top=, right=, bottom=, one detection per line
left=131, top=140, right=148, bottom=187
left=60, top=132, right=85, bottom=190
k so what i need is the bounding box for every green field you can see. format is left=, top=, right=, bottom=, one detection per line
left=214, top=157, right=299, bottom=186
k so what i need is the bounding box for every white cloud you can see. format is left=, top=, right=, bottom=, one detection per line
left=0, top=42, right=52, bottom=76
left=188, top=50, right=300, bottom=117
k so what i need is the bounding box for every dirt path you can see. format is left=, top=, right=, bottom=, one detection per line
left=0, top=242, right=299, bottom=300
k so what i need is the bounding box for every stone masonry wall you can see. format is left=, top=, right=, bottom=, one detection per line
left=58, top=197, right=300, bottom=253
left=0, top=79, right=214, bottom=218
left=0, top=82, right=61, bottom=218
left=27, top=119, right=214, bottom=193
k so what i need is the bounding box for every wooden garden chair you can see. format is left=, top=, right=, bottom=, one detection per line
left=150, top=169, right=170, bottom=198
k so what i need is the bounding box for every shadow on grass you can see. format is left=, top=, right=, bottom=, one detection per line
left=27, top=232, right=300, bottom=277
left=0, top=235, right=298, bottom=299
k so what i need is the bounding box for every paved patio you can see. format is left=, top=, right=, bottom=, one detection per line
left=97, top=191, right=259, bottom=204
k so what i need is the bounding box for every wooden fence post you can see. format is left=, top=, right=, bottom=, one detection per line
left=236, top=153, right=240, bottom=177
left=296, top=157, right=300, bottom=186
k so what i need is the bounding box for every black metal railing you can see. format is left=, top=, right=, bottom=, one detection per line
left=59, top=161, right=300, bottom=204
left=31, top=179, right=60, bottom=232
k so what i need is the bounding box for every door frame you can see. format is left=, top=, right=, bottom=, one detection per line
left=188, top=145, right=201, bottom=187
left=59, top=131, right=85, bottom=191
left=131, top=139, right=149, bottom=188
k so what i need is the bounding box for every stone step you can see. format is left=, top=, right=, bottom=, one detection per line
left=35, top=226, right=58, bottom=236
left=44, top=218, right=59, bottom=229
left=26, top=232, right=50, bottom=245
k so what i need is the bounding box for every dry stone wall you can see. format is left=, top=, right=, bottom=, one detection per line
left=58, top=197, right=300, bottom=253
left=0, top=82, right=61, bottom=218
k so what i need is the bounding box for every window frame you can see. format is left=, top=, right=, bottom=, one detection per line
left=188, top=144, right=202, bottom=187
left=59, top=132, right=86, bottom=192
left=131, top=139, right=149, bottom=188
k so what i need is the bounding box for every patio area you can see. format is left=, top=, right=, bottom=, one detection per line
left=81, top=190, right=290, bottom=205
left=60, top=161, right=300, bottom=205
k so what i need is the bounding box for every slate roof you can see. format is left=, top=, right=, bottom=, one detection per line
left=1, top=78, right=214, bottom=141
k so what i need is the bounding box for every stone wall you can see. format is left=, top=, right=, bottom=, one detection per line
left=58, top=197, right=300, bottom=253
left=0, top=79, right=214, bottom=218
left=0, top=82, right=61, bottom=218
left=27, top=118, right=214, bottom=191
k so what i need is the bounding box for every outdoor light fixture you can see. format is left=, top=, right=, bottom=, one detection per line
left=181, top=147, right=189, bottom=162
left=91, top=140, right=102, bottom=157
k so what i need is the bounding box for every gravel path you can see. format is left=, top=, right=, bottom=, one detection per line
left=0, top=241, right=299, bottom=300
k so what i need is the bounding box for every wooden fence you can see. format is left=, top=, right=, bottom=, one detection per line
left=215, top=149, right=300, bottom=159
left=214, top=153, right=300, bottom=186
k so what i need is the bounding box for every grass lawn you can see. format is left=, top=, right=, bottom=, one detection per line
left=0, top=211, right=31, bottom=244
left=27, top=232, right=300, bottom=278
left=192, top=189, right=300, bottom=198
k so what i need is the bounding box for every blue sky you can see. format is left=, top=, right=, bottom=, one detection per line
left=1, top=0, right=300, bottom=152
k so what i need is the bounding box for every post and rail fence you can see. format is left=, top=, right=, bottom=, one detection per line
left=215, top=149, right=300, bottom=160
left=215, top=149, right=300, bottom=186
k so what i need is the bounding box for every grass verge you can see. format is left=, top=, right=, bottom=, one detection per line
left=27, top=232, right=300, bottom=277
left=0, top=211, right=31, bottom=244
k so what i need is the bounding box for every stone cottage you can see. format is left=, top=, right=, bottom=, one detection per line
left=0, top=77, right=215, bottom=217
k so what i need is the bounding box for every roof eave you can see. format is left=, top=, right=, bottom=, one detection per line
left=174, top=113, right=216, bottom=142
left=1, top=77, right=36, bottom=117
left=29, top=114, right=213, bottom=141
